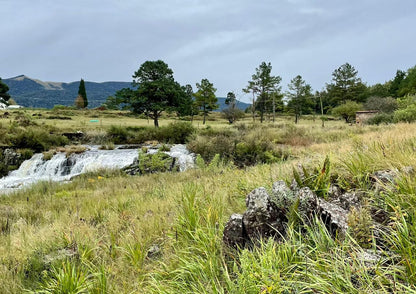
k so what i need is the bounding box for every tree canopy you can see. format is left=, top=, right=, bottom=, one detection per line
left=116, top=60, right=188, bottom=127
left=286, top=75, right=314, bottom=123
left=326, top=63, right=367, bottom=106
left=194, top=79, right=218, bottom=124
left=77, top=78, right=88, bottom=108
left=244, top=62, right=282, bottom=122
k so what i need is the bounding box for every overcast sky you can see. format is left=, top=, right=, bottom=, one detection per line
left=1, top=0, right=415, bottom=102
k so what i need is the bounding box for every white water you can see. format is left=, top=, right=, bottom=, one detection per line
left=0, top=145, right=194, bottom=192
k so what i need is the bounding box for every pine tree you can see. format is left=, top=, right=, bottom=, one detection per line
left=77, top=78, right=88, bottom=108
left=194, top=79, right=218, bottom=124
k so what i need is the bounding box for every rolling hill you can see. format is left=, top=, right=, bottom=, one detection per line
left=3, top=75, right=251, bottom=111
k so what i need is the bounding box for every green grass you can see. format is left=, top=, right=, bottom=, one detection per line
left=2, top=110, right=416, bottom=292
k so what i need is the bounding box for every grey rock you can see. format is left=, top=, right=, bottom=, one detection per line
left=3, top=149, right=22, bottom=166
left=223, top=214, right=246, bottom=249
left=297, top=187, right=318, bottom=221
left=272, top=180, right=295, bottom=209
left=318, top=198, right=349, bottom=237
left=332, top=191, right=361, bottom=211
left=147, top=244, right=161, bottom=258
left=243, top=187, right=286, bottom=241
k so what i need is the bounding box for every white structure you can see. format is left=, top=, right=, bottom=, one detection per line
left=7, top=105, right=24, bottom=109
left=0, top=102, right=7, bottom=110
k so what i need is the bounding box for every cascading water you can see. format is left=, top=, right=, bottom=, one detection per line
left=0, top=145, right=194, bottom=192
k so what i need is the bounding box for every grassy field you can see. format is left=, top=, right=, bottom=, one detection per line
left=1, top=109, right=416, bottom=293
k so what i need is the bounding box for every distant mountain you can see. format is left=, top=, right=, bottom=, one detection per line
left=3, top=75, right=251, bottom=111
left=3, top=75, right=131, bottom=109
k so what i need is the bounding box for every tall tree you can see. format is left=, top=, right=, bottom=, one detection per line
left=177, top=84, right=195, bottom=118
left=244, top=62, right=281, bottom=123
left=77, top=78, right=88, bottom=108
left=194, top=78, right=218, bottom=124
left=286, top=75, right=314, bottom=124
left=326, top=63, right=367, bottom=106
left=115, top=60, right=187, bottom=127
left=0, top=78, right=11, bottom=103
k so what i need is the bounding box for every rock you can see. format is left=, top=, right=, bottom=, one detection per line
left=147, top=244, right=161, bottom=258
left=272, top=180, right=295, bottom=209
left=297, top=187, right=318, bottom=221
left=243, top=188, right=286, bottom=241
left=371, top=170, right=397, bottom=184
left=327, top=184, right=342, bottom=199
left=332, top=191, right=361, bottom=211
left=3, top=149, right=22, bottom=166
left=318, top=199, right=349, bottom=237
left=223, top=214, right=246, bottom=249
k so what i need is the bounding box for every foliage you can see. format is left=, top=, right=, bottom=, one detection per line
left=77, top=78, right=88, bottom=108
left=138, top=150, right=175, bottom=174
left=0, top=77, right=11, bottom=102
left=393, top=104, right=416, bottom=123
left=331, top=100, right=362, bottom=123
left=222, top=91, right=244, bottom=123
left=286, top=75, right=314, bottom=123
left=244, top=62, right=282, bottom=123
left=364, top=96, right=398, bottom=113
left=74, top=94, right=86, bottom=109
left=366, top=113, right=394, bottom=125
left=326, top=63, right=368, bottom=106
left=293, top=156, right=331, bottom=198
left=194, top=78, right=218, bottom=124
left=116, top=60, right=188, bottom=127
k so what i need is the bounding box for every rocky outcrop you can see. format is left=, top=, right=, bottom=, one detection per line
left=223, top=171, right=397, bottom=249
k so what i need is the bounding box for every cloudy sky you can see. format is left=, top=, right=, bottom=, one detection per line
left=1, top=0, right=415, bottom=102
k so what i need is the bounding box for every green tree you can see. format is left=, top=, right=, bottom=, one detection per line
left=223, top=91, right=244, bottom=123
left=0, top=78, right=11, bottom=103
left=177, top=84, right=195, bottom=119
left=364, top=96, right=397, bottom=113
left=77, top=78, right=88, bottom=108
left=194, top=78, right=218, bottom=124
left=286, top=75, right=314, bottom=124
left=118, top=60, right=187, bottom=127
left=244, top=62, right=282, bottom=123
left=331, top=100, right=362, bottom=123
left=397, top=66, right=416, bottom=97
left=389, top=69, right=406, bottom=97
left=326, top=63, right=367, bottom=106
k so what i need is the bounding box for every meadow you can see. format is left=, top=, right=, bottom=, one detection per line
left=1, top=109, right=416, bottom=293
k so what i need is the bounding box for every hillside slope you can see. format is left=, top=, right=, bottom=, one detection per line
left=3, top=75, right=251, bottom=111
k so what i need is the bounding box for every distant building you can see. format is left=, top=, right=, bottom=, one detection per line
left=356, top=110, right=378, bottom=125
left=0, top=102, right=7, bottom=110
left=7, top=105, right=24, bottom=109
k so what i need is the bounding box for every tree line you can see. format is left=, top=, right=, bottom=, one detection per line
left=102, top=59, right=416, bottom=126
left=2, top=60, right=416, bottom=126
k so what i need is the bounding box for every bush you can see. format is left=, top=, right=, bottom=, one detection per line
left=393, top=104, right=416, bottom=123
left=160, top=121, right=195, bottom=143
left=366, top=113, right=394, bottom=125
left=8, top=128, right=69, bottom=152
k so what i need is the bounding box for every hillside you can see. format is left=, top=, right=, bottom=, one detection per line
left=3, top=75, right=251, bottom=111
left=3, top=75, right=131, bottom=109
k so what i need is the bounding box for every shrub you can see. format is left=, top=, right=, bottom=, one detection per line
left=8, top=128, right=69, bottom=152
left=366, top=113, right=394, bottom=125
left=161, top=121, right=195, bottom=143
left=108, top=125, right=130, bottom=144
left=393, top=104, right=416, bottom=123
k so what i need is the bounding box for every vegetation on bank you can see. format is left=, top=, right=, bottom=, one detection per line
left=1, top=109, right=416, bottom=292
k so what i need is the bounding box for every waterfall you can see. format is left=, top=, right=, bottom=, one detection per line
left=0, top=145, right=194, bottom=192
